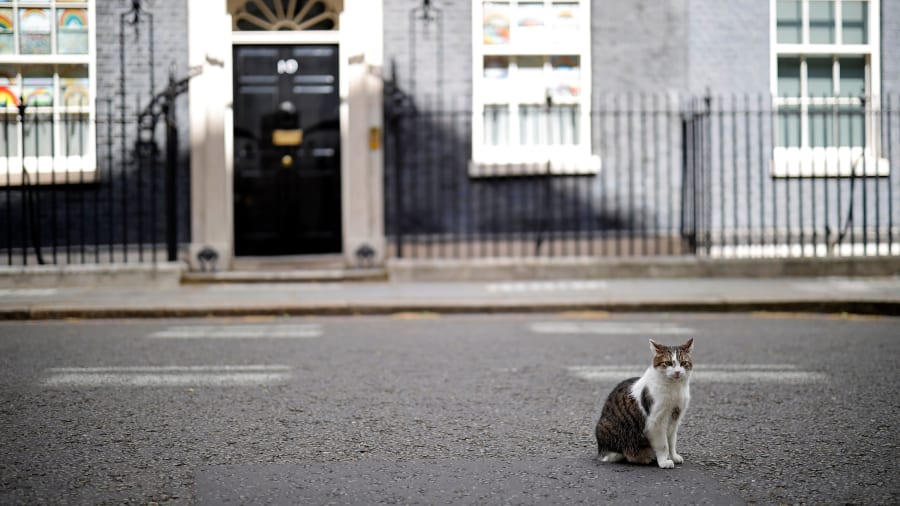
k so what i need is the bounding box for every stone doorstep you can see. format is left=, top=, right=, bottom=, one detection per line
left=181, top=267, right=387, bottom=284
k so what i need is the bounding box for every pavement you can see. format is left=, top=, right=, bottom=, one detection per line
left=1, top=274, right=899, bottom=319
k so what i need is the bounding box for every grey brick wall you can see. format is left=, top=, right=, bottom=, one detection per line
left=685, top=0, right=770, bottom=94
left=882, top=0, right=900, bottom=94
left=383, top=0, right=472, bottom=106
left=592, top=0, right=689, bottom=93
left=382, top=0, right=899, bottom=255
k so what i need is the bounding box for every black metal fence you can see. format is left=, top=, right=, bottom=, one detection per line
left=385, top=94, right=899, bottom=259
left=0, top=96, right=188, bottom=266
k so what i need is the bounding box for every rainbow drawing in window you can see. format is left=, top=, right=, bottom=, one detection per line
left=19, top=8, right=51, bottom=54
left=0, top=86, right=17, bottom=109
left=517, top=3, right=543, bottom=27
left=24, top=87, right=51, bottom=106
left=483, top=3, right=510, bottom=45
left=23, top=71, right=52, bottom=106
left=0, top=8, right=13, bottom=55
left=58, top=9, right=87, bottom=54
left=551, top=55, right=580, bottom=98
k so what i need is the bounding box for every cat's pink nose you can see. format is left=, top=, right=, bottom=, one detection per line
left=673, top=371, right=682, bottom=378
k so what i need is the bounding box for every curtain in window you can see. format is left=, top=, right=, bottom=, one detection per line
left=520, top=104, right=579, bottom=145
left=483, top=104, right=510, bottom=146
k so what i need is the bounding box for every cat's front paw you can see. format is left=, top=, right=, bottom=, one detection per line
left=657, top=459, right=675, bottom=469
left=671, top=453, right=684, bottom=464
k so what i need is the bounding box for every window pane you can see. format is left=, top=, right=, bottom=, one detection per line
left=19, top=8, right=50, bottom=55
left=778, top=107, right=801, bottom=147
left=808, top=106, right=833, bottom=147
left=516, top=2, right=544, bottom=39
left=519, top=104, right=579, bottom=145
left=58, top=8, right=88, bottom=55
left=550, top=55, right=579, bottom=99
left=0, top=8, right=13, bottom=55
left=23, top=114, right=52, bottom=157
left=777, top=57, right=801, bottom=97
left=838, top=57, right=865, bottom=97
left=807, top=58, right=833, bottom=97
left=776, top=0, right=802, bottom=43
left=0, top=65, right=16, bottom=157
left=483, top=2, right=510, bottom=45
left=549, top=2, right=578, bottom=45
left=837, top=105, right=864, bottom=147
left=483, top=104, right=509, bottom=145
left=551, top=104, right=579, bottom=145
left=809, top=1, right=835, bottom=44
left=519, top=104, right=545, bottom=145
left=515, top=55, right=545, bottom=102
left=60, top=65, right=89, bottom=107
left=61, top=113, right=88, bottom=156
left=0, top=112, right=17, bottom=157
left=484, top=55, right=509, bottom=78
left=0, top=64, right=17, bottom=110
left=842, top=0, right=868, bottom=44
left=22, top=66, right=52, bottom=106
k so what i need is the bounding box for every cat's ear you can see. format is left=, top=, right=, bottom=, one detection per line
left=680, top=338, right=694, bottom=353
left=649, top=339, right=666, bottom=354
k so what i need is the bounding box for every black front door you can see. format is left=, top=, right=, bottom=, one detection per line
left=233, top=45, right=342, bottom=256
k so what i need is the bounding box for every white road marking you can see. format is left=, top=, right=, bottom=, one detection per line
left=566, top=364, right=827, bottom=383
left=790, top=279, right=877, bottom=294
left=530, top=322, right=695, bottom=335
left=149, top=324, right=322, bottom=339
left=0, top=288, right=59, bottom=297
left=41, top=365, right=292, bottom=387
left=212, top=284, right=341, bottom=292
left=486, top=281, right=607, bottom=293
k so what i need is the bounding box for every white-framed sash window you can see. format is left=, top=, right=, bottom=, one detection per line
left=471, top=0, right=598, bottom=176
left=771, top=0, right=887, bottom=177
left=0, top=0, right=96, bottom=186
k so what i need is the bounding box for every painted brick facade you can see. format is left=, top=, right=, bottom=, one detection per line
left=382, top=0, right=900, bottom=256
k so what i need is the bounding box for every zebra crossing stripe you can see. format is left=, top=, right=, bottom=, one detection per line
left=486, top=281, right=608, bottom=293
left=149, top=324, right=322, bottom=339
left=530, top=322, right=695, bottom=335
left=0, top=288, right=58, bottom=297
left=566, top=365, right=827, bottom=383
left=40, top=365, right=292, bottom=387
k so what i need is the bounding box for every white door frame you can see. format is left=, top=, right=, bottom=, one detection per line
left=188, top=1, right=384, bottom=270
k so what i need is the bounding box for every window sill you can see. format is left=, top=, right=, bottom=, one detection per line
left=469, top=152, right=600, bottom=178
left=0, top=156, right=97, bottom=186
left=772, top=147, right=889, bottom=177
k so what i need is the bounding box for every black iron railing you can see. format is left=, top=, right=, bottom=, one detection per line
left=0, top=95, right=189, bottom=266
left=385, top=94, right=899, bottom=259
left=0, top=1, right=192, bottom=267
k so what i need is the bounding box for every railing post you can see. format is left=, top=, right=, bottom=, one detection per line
left=164, top=73, right=178, bottom=262
left=703, top=91, right=712, bottom=255
left=19, top=99, right=45, bottom=264
left=387, top=67, right=406, bottom=259
left=680, top=101, right=696, bottom=255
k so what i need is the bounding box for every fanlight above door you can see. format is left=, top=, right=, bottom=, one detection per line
left=228, top=0, right=343, bottom=31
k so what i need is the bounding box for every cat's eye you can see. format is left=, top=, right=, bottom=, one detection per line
left=660, top=361, right=673, bottom=367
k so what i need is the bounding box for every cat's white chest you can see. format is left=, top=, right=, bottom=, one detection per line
left=632, top=371, right=690, bottom=416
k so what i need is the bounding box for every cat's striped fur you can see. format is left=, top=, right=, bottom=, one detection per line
left=595, top=339, right=693, bottom=469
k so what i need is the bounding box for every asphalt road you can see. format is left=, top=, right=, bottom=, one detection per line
left=0, top=312, right=897, bottom=505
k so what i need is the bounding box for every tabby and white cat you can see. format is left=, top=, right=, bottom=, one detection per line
left=594, top=338, right=694, bottom=469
